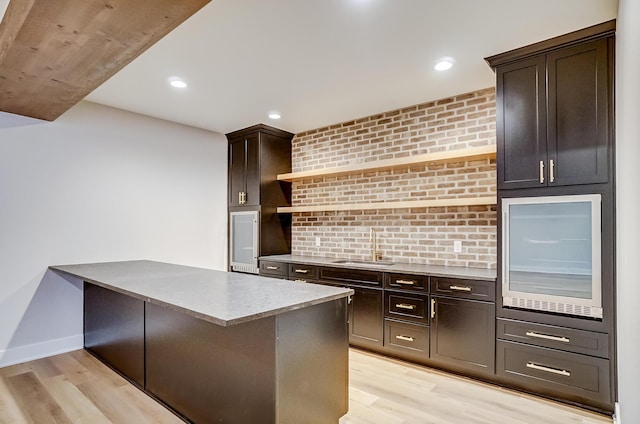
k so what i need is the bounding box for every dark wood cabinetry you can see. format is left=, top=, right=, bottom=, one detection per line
left=227, top=125, right=294, bottom=272
left=430, top=278, right=496, bottom=377
left=491, top=28, right=613, bottom=190
left=487, top=20, right=616, bottom=413
left=349, top=286, right=384, bottom=349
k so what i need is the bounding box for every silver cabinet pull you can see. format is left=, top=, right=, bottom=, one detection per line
left=266, top=266, right=279, bottom=270
left=396, top=279, right=416, bottom=285
left=526, top=362, right=571, bottom=377
left=238, top=192, right=243, bottom=204
left=449, top=285, right=472, bottom=292
left=293, top=279, right=307, bottom=283
left=549, top=159, right=555, bottom=183
left=294, top=269, right=308, bottom=274
left=525, top=331, right=570, bottom=343
left=395, top=303, right=416, bottom=310
left=431, top=298, right=436, bottom=318
left=539, top=160, right=545, bottom=184
left=395, top=335, right=414, bottom=342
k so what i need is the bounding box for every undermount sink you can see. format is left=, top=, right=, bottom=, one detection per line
left=331, top=259, right=394, bottom=266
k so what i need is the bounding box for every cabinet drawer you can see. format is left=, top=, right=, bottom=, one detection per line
left=497, top=340, right=611, bottom=409
left=259, top=261, right=287, bottom=278
left=289, top=264, right=317, bottom=280
left=385, top=291, right=429, bottom=324
left=288, top=277, right=316, bottom=284
left=319, top=267, right=383, bottom=288
left=385, top=273, right=428, bottom=292
left=384, top=319, right=429, bottom=362
left=497, top=318, right=609, bottom=358
left=430, top=276, right=495, bottom=302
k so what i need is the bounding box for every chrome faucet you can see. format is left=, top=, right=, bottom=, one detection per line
left=370, top=228, right=383, bottom=262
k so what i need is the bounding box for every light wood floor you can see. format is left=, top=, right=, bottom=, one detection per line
left=0, top=349, right=612, bottom=424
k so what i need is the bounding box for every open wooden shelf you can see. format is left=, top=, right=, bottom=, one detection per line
left=277, top=196, right=497, bottom=213
left=277, top=145, right=496, bottom=181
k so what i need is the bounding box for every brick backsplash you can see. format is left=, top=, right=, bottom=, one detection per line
left=290, top=88, right=497, bottom=269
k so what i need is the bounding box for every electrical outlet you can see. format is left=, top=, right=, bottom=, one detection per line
left=315, top=237, right=321, bottom=247
left=453, top=240, right=462, bottom=253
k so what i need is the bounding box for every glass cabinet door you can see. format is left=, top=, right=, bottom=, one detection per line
left=230, top=211, right=258, bottom=272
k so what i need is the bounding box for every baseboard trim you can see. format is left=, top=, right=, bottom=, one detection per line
left=613, top=402, right=621, bottom=424
left=0, top=334, right=83, bottom=368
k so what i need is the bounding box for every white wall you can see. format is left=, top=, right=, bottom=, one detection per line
left=616, top=1, right=640, bottom=423
left=0, top=101, right=228, bottom=367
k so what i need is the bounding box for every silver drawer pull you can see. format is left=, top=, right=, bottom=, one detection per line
left=293, top=279, right=307, bottom=283
left=526, top=362, right=571, bottom=377
left=294, top=269, right=308, bottom=274
left=266, top=266, right=279, bottom=270
left=525, top=331, right=570, bottom=343
left=396, top=303, right=416, bottom=310
left=449, top=285, right=472, bottom=292
left=395, top=335, right=414, bottom=342
left=396, top=279, right=416, bottom=285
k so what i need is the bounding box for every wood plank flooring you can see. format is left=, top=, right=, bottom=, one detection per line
left=0, top=349, right=612, bottom=424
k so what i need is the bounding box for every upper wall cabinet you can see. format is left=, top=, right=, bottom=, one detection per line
left=488, top=22, right=614, bottom=190
left=227, top=124, right=294, bottom=208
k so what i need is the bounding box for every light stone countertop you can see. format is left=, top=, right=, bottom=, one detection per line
left=50, top=260, right=353, bottom=327
left=260, top=254, right=497, bottom=281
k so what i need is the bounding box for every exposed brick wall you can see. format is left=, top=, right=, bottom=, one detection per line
left=290, top=88, right=497, bottom=269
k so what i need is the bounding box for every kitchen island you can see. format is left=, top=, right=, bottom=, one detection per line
left=50, top=260, right=353, bottom=424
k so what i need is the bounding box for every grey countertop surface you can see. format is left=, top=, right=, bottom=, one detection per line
left=50, top=260, right=352, bottom=327
left=260, top=254, right=497, bottom=281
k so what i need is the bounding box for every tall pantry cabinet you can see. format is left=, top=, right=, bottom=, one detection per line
left=226, top=124, right=294, bottom=273
left=486, top=20, right=616, bottom=412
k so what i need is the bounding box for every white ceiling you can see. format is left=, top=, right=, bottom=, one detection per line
left=2, top=0, right=618, bottom=135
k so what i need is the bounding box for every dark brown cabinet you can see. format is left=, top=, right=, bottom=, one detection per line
left=227, top=125, right=294, bottom=272
left=430, top=296, right=496, bottom=376
left=493, top=37, right=612, bottom=190
left=349, top=286, right=384, bottom=349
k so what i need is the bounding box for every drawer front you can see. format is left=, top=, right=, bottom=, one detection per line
left=497, top=318, right=609, bottom=358
left=259, top=260, right=287, bottom=278
left=497, top=340, right=612, bottom=409
left=289, top=264, right=317, bottom=280
left=319, top=267, right=383, bottom=288
left=288, top=277, right=317, bottom=284
left=384, top=319, right=429, bottom=362
left=385, top=291, right=429, bottom=324
left=385, top=273, right=429, bottom=292
left=430, top=276, right=495, bottom=302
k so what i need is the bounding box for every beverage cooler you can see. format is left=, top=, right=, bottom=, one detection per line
left=501, top=194, right=602, bottom=318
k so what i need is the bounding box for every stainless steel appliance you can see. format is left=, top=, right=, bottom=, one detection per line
left=502, top=194, right=602, bottom=318
left=229, top=210, right=259, bottom=274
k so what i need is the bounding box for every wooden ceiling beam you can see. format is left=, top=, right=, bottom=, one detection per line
left=0, top=0, right=210, bottom=121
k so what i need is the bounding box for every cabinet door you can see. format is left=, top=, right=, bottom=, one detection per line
left=244, top=133, right=261, bottom=206
left=496, top=55, right=547, bottom=189
left=229, top=139, right=246, bottom=206
left=349, top=287, right=383, bottom=349
left=430, top=296, right=495, bottom=375
left=547, top=38, right=609, bottom=186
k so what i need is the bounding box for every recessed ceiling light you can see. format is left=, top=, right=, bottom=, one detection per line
left=434, top=57, right=455, bottom=71
left=268, top=112, right=281, bottom=120
left=168, top=77, right=188, bottom=88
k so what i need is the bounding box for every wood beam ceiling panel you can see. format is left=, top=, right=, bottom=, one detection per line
left=0, top=0, right=210, bottom=121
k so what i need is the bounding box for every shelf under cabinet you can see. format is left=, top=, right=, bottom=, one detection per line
left=277, top=145, right=496, bottom=182
left=277, top=196, right=497, bottom=213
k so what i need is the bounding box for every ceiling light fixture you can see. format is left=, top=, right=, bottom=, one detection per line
left=268, top=112, right=281, bottom=120
left=434, top=57, right=455, bottom=71
left=168, top=77, right=188, bottom=88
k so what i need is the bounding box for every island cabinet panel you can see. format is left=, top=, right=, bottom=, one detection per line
left=276, top=298, right=349, bottom=424
left=430, top=296, right=496, bottom=376
left=84, top=283, right=145, bottom=387
left=145, top=302, right=277, bottom=424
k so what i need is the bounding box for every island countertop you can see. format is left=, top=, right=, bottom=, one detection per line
left=50, top=260, right=353, bottom=327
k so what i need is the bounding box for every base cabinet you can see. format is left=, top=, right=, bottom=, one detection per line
left=349, top=287, right=384, bottom=349
left=430, top=296, right=496, bottom=376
